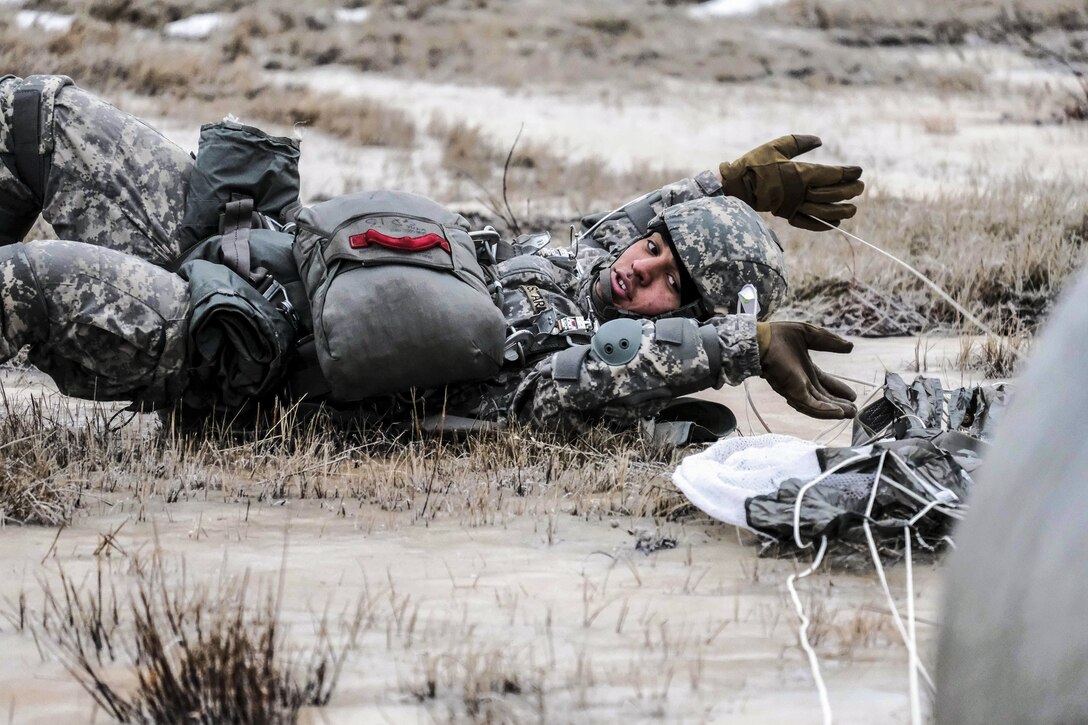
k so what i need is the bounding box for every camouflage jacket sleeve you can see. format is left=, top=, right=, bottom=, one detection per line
left=508, top=313, right=759, bottom=432
left=574, top=169, right=724, bottom=271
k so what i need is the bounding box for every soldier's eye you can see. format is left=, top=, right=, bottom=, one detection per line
left=647, top=239, right=658, bottom=254
left=668, top=274, right=678, bottom=292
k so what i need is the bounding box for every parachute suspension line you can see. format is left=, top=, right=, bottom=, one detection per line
left=907, top=499, right=946, bottom=526
left=743, top=380, right=774, bottom=434
left=861, top=451, right=937, bottom=694
left=828, top=372, right=879, bottom=389
left=905, top=527, right=923, bottom=725
left=815, top=383, right=883, bottom=444
left=575, top=191, right=656, bottom=246
left=785, top=535, right=834, bottom=725
left=885, top=452, right=965, bottom=521
left=791, top=452, right=873, bottom=549
left=813, top=217, right=1020, bottom=359
left=814, top=417, right=850, bottom=445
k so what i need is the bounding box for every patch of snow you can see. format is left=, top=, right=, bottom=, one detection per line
left=164, top=12, right=231, bottom=40
left=334, top=7, right=371, bottom=24
left=15, top=10, right=74, bottom=32
left=688, top=0, right=785, bottom=18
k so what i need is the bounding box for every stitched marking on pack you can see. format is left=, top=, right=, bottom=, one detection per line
left=349, top=229, right=451, bottom=253
left=523, top=285, right=548, bottom=314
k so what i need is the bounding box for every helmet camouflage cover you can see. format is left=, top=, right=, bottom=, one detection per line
left=658, top=195, right=788, bottom=321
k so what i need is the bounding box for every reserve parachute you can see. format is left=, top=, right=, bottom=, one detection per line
left=291, top=190, right=507, bottom=402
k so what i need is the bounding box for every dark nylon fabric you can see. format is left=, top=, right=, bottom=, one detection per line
left=179, top=120, right=300, bottom=252
left=177, top=259, right=295, bottom=411
left=176, top=228, right=311, bottom=339
left=744, top=373, right=1009, bottom=555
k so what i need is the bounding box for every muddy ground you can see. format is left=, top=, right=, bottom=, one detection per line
left=0, top=338, right=983, bottom=723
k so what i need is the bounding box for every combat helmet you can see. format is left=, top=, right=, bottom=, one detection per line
left=590, top=196, right=788, bottom=322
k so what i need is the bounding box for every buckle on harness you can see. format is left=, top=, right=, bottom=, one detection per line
left=535, top=311, right=591, bottom=339
left=260, top=277, right=298, bottom=329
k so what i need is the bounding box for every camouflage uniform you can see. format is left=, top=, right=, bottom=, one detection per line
left=0, top=75, right=772, bottom=429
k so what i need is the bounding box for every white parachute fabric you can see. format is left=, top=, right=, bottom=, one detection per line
left=672, top=373, right=1010, bottom=561
left=671, top=434, right=821, bottom=529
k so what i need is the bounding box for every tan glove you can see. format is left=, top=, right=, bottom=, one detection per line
left=719, top=135, right=864, bottom=232
left=756, top=321, right=857, bottom=419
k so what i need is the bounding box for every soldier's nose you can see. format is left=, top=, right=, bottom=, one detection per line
left=633, top=257, right=662, bottom=284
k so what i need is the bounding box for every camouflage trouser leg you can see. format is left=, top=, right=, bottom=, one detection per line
left=0, top=240, right=191, bottom=407
left=0, top=75, right=192, bottom=266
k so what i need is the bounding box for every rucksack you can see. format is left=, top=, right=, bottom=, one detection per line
left=290, top=190, right=507, bottom=403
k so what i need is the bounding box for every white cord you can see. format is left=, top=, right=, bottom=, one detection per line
left=786, top=536, right=834, bottom=725
left=905, top=527, right=922, bottom=725
left=861, top=452, right=937, bottom=693
left=791, top=452, right=873, bottom=549
left=575, top=191, right=655, bottom=243
left=907, top=499, right=945, bottom=527
left=815, top=218, right=1017, bottom=357
left=743, top=379, right=774, bottom=434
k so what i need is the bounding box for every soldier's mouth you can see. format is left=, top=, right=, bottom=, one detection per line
left=611, top=270, right=630, bottom=302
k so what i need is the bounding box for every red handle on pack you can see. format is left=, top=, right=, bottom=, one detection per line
left=349, top=229, right=451, bottom=253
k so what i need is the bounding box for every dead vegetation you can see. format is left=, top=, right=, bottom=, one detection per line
left=409, top=647, right=546, bottom=722
left=0, top=11, right=417, bottom=148
left=773, top=0, right=1088, bottom=48
left=777, top=177, right=1088, bottom=344
left=5, top=0, right=1033, bottom=98
left=14, top=553, right=355, bottom=723
left=0, top=380, right=688, bottom=533
left=428, top=116, right=689, bottom=225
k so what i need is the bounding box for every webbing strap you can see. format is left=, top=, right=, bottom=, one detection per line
left=553, top=345, right=591, bottom=382
left=624, top=196, right=658, bottom=236
left=11, top=83, right=45, bottom=202
left=220, top=196, right=254, bottom=281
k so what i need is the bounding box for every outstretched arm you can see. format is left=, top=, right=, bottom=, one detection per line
left=576, top=134, right=864, bottom=261
left=509, top=316, right=857, bottom=432
left=509, top=315, right=758, bottom=431
left=576, top=170, right=724, bottom=259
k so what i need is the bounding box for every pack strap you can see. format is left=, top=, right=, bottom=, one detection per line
left=11, top=80, right=47, bottom=203
left=218, top=195, right=299, bottom=333
left=220, top=195, right=254, bottom=280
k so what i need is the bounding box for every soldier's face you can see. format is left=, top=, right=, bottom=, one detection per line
left=600, top=232, right=683, bottom=316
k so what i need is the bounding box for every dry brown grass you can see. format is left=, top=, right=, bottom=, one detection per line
left=0, top=378, right=687, bottom=535
left=2, top=0, right=1000, bottom=94
left=772, top=0, right=1088, bottom=42
left=246, top=87, right=416, bottom=147
left=0, top=12, right=415, bottom=147
left=778, top=177, right=1088, bottom=336
left=428, top=115, right=690, bottom=233
left=409, top=646, right=546, bottom=722
left=17, top=553, right=356, bottom=723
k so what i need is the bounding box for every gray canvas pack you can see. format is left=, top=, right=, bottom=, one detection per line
left=292, top=190, right=506, bottom=402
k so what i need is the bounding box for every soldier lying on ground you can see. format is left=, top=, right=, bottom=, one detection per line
left=0, top=74, right=863, bottom=436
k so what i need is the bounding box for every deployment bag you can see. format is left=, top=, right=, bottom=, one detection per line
left=291, top=190, right=506, bottom=402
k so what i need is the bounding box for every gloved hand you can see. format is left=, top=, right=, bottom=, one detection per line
left=719, top=135, right=864, bottom=232
left=756, top=321, right=857, bottom=419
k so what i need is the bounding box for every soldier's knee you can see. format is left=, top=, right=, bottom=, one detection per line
left=16, top=240, right=191, bottom=407
left=0, top=242, right=49, bottom=357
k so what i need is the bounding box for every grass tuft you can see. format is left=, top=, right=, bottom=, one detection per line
left=24, top=554, right=355, bottom=724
